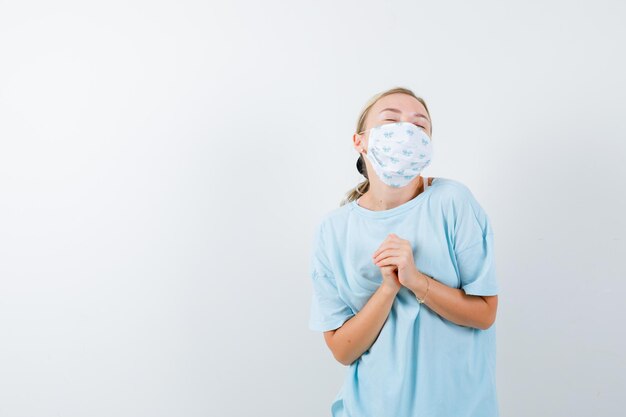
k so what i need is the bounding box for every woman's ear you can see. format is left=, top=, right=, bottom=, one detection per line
left=352, top=132, right=361, bottom=149
left=353, top=132, right=367, bottom=154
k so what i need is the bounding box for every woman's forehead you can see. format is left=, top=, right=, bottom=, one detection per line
left=371, top=94, right=428, bottom=117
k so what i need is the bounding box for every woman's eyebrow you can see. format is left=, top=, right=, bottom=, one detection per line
left=379, top=107, right=430, bottom=120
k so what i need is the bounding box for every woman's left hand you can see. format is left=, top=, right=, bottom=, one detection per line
left=372, top=233, right=422, bottom=291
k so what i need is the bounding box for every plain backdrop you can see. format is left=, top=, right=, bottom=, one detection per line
left=1, top=1, right=625, bottom=416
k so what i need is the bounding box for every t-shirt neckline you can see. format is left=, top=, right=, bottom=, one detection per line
left=352, top=177, right=440, bottom=219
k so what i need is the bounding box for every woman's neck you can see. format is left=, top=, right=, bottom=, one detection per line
left=358, top=176, right=426, bottom=211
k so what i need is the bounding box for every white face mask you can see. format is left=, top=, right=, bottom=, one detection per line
left=363, top=121, right=433, bottom=188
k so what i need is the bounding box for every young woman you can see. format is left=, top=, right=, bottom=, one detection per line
left=308, top=87, right=500, bottom=417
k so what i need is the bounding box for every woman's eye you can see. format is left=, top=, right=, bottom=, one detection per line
left=383, top=119, right=427, bottom=130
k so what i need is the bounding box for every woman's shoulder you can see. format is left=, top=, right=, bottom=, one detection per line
left=317, top=202, right=353, bottom=229
left=431, top=176, right=476, bottom=201
left=432, top=177, right=489, bottom=222
left=311, top=201, right=354, bottom=238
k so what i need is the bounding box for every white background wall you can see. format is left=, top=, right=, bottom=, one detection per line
left=1, top=1, right=624, bottom=416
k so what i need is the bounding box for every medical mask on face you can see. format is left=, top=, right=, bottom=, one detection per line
left=363, top=121, right=433, bottom=188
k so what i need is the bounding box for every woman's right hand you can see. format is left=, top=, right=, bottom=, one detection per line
left=379, top=264, right=401, bottom=293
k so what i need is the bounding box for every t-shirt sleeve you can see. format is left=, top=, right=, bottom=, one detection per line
left=452, top=188, right=500, bottom=296
left=308, top=220, right=355, bottom=332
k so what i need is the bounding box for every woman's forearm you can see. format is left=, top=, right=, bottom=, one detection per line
left=408, top=272, right=496, bottom=330
left=329, top=284, right=399, bottom=366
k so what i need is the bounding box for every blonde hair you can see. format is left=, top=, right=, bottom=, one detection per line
left=340, top=86, right=433, bottom=206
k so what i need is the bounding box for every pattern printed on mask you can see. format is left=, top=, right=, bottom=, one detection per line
left=365, top=121, right=433, bottom=188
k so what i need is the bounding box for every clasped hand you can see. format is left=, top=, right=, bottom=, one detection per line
left=372, top=233, right=423, bottom=292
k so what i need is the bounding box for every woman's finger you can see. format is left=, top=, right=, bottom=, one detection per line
left=375, top=256, right=401, bottom=268
left=372, top=242, right=403, bottom=259
left=373, top=248, right=403, bottom=264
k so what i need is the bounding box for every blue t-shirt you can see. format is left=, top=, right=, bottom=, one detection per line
left=308, top=177, right=500, bottom=417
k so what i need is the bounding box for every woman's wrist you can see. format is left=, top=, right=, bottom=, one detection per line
left=408, top=271, right=429, bottom=299
left=379, top=282, right=401, bottom=296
